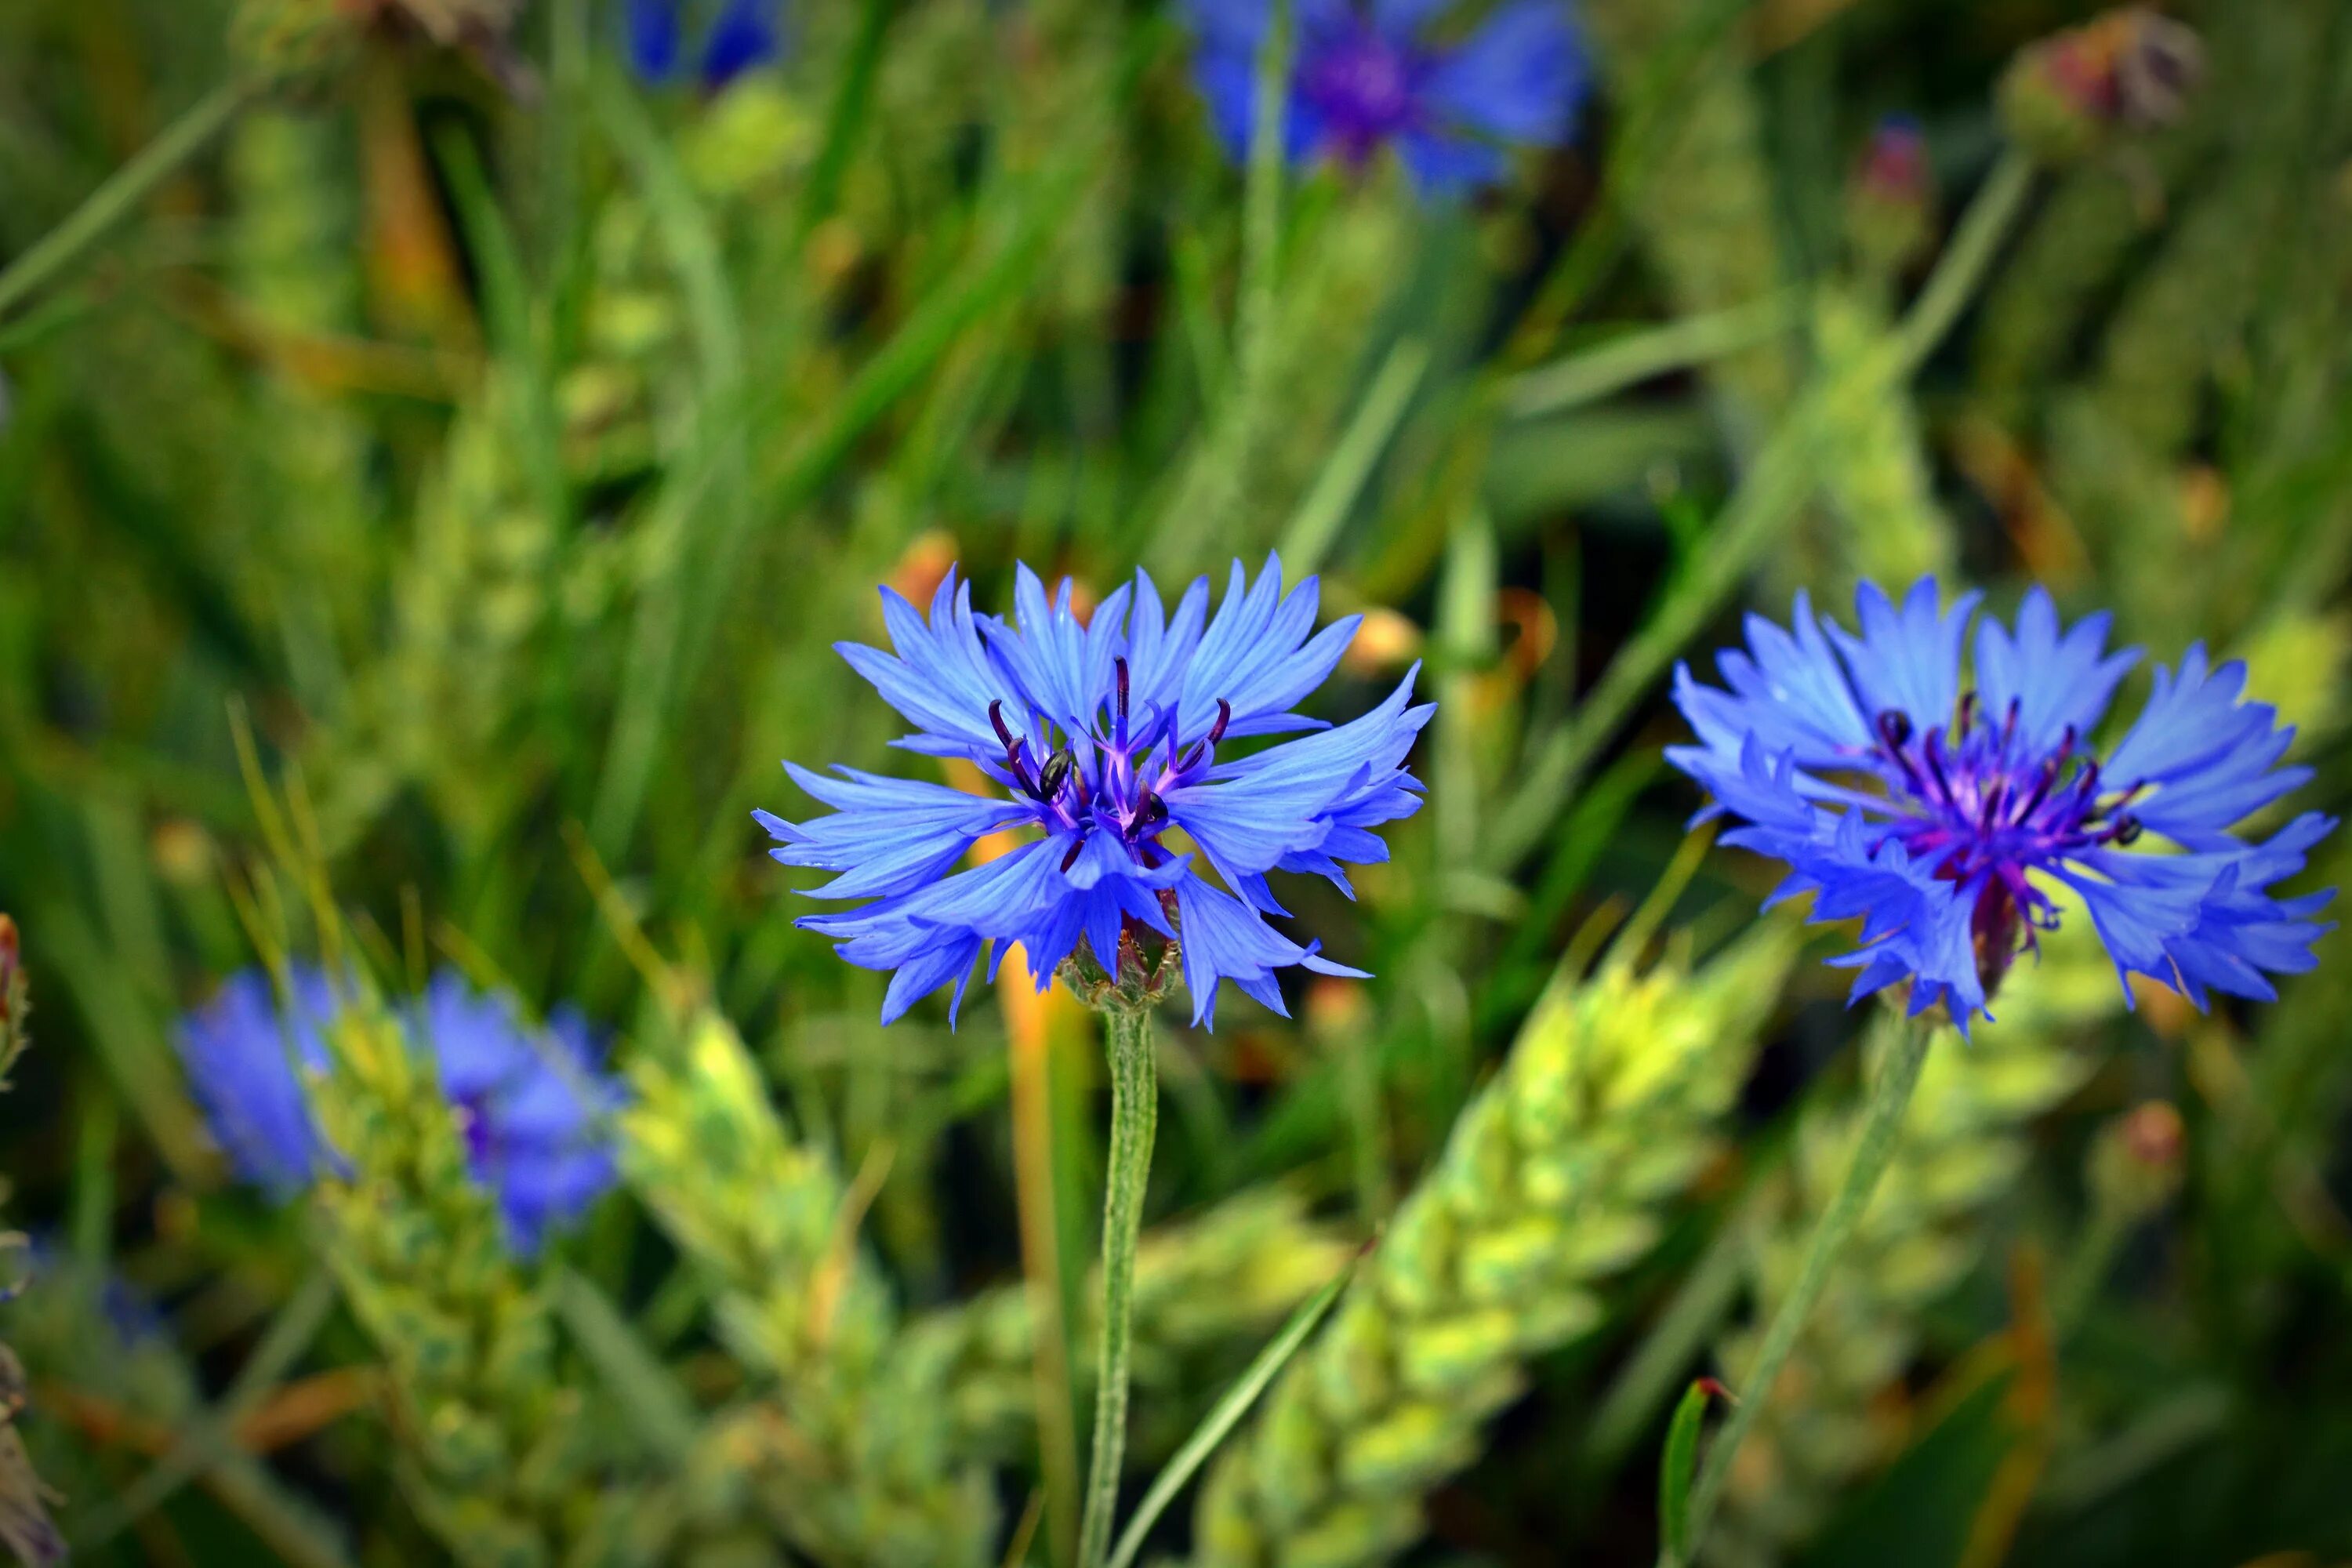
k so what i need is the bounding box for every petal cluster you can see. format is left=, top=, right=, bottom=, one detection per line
left=176, top=969, right=343, bottom=1199
left=1182, top=0, right=1589, bottom=193
left=626, top=0, right=784, bottom=89
left=174, top=968, right=622, bottom=1253
left=760, top=556, right=1432, bottom=1027
left=1670, top=579, right=2335, bottom=1030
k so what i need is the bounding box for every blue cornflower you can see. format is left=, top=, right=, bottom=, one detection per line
left=758, top=556, right=1432, bottom=1027
left=175, top=968, right=622, bottom=1254
left=408, top=973, right=624, bottom=1258
left=1183, top=0, right=1590, bottom=193
left=175, top=967, right=343, bottom=1199
left=1670, top=579, right=2336, bottom=1030
left=625, top=0, right=784, bottom=89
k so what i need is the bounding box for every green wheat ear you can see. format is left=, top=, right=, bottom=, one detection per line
left=1799, top=287, right=1958, bottom=597
left=619, top=1008, right=999, bottom=1568
left=306, top=984, right=630, bottom=1568
left=1700, top=908, right=2123, bottom=1568
left=1187, top=922, right=1800, bottom=1568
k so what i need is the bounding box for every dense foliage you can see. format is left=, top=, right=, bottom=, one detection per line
left=1, top=1, right=2348, bottom=1565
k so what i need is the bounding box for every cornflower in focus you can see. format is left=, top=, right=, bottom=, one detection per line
left=626, top=0, right=785, bottom=89
left=175, top=969, right=622, bottom=1253
left=1670, top=579, right=2336, bottom=1029
left=1181, top=0, right=1590, bottom=192
left=758, top=556, right=1432, bottom=1026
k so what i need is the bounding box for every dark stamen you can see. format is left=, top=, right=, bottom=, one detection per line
left=1955, top=690, right=1978, bottom=738
left=2108, top=814, right=2143, bottom=847
left=1876, top=710, right=1914, bottom=750
left=989, top=700, right=1017, bottom=750
left=1116, top=659, right=1131, bottom=724
left=1922, top=731, right=1958, bottom=809
left=1206, top=699, right=1232, bottom=747
left=2002, top=696, right=2021, bottom=743
left=1062, top=836, right=1087, bottom=872
left=1977, top=779, right=2007, bottom=833
left=2011, top=762, right=2058, bottom=826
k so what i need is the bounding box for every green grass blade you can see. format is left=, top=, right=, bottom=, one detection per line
left=552, top=1265, right=702, bottom=1464
left=1102, top=1243, right=1361, bottom=1568
left=1658, top=1377, right=1726, bottom=1566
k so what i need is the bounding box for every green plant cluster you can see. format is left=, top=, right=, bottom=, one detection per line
left=0, top=1, right=2348, bottom=1566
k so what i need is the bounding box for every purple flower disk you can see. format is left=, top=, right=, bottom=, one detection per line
left=757, top=556, right=1433, bottom=1028
left=1669, top=579, right=2336, bottom=1032
left=1183, top=0, right=1591, bottom=193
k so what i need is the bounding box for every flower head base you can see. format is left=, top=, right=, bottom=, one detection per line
left=175, top=968, right=622, bottom=1253
left=626, top=0, right=784, bottom=89
left=1671, top=579, right=2335, bottom=1032
left=1183, top=0, right=1589, bottom=194
left=759, top=557, right=1432, bottom=1027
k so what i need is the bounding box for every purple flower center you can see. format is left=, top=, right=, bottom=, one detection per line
left=1865, top=691, right=2144, bottom=981
left=452, top=1091, right=500, bottom=1167
left=986, top=658, right=1230, bottom=874
left=1298, top=24, right=1429, bottom=162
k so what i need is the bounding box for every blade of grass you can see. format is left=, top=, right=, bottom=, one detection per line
left=552, top=1266, right=702, bottom=1464
left=81, top=1270, right=340, bottom=1544
left=1659, top=1377, right=1730, bottom=1565
left=1102, top=1243, right=1363, bottom=1568
left=1279, top=336, right=1430, bottom=575
left=1504, top=296, right=1798, bottom=420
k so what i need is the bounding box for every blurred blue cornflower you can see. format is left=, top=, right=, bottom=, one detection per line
left=1670, top=579, right=2336, bottom=1031
left=625, top=0, right=784, bottom=89
left=1182, top=0, right=1590, bottom=193
left=759, top=556, right=1432, bottom=1027
left=176, top=967, right=343, bottom=1200
left=409, top=973, right=624, bottom=1258
left=174, top=968, right=622, bottom=1254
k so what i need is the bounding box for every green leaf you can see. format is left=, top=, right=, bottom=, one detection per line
left=553, top=1266, right=702, bottom=1464
left=1102, top=1243, right=1363, bottom=1568
left=1661, top=1376, right=1729, bottom=1566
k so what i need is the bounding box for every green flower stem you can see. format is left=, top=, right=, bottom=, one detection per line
left=1668, top=1010, right=1940, bottom=1567
left=0, top=79, right=254, bottom=320
left=1078, top=1001, right=1160, bottom=1568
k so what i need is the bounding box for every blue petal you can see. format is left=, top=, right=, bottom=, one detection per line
left=1972, top=587, right=2140, bottom=757
left=1826, top=577, right=1979, bottom=735
left=700, top=0, right=783, bottom=86
left=1163, top=556, right=1356, bottom=739
left=758, top=764, right=1030, bottom=900
left=1671, top=590, right=1875, bottom=777
left=2104, top=645, right=2310, bottom=846
left=626, top=0, right=681, bottom=81
left=840, top=570, right=1032, bottom=759
left=1174, top=873, right=1366, bottom=1029
left=176, top=968, right=341, bottom=1198
left=1167, top=665, right=1432, bottom=880
left=1396, top=129, right=1508, bottom=194
left=2059, top=812, right=2337, bottom=1009
left=1419, top=0, right=1588, bottom=148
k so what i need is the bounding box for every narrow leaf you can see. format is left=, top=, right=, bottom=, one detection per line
left=1103, top=1243, right=1363, bottom=1568
left=1661, top=1376, right=1731, bottom=1566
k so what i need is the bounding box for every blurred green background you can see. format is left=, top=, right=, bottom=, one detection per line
left=1, top=0, right=2350, bottom=1564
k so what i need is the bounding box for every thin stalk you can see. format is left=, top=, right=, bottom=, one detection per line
left=1076, top=1004, right=1160, bottom=1568
left=1666, top=1011, right=1940, bottom=1567
left=0, top=79, right=252, bottom=320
